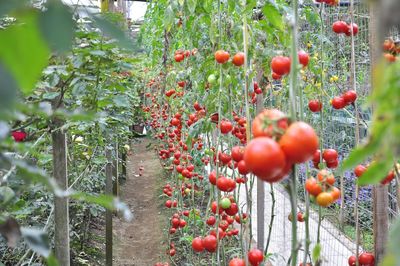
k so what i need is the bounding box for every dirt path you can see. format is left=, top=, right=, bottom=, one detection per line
left=113, top=139, right=164, bottom=266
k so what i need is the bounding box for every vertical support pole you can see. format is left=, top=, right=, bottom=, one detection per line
left=52, top=107, right=70, bottom=266
left=255, top=69, right=265, bottom=251
left=113, top=141, right=119, bottom=197
left=105, top=146, right=113, bottom=266
left=100, top=0, right=108, bottom=13
left=369, top=2, right=389, bottom=262
left=121, top=150, right=127, bottom=180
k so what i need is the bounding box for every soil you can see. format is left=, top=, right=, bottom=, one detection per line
left=113, top=139, right=164, bottom=266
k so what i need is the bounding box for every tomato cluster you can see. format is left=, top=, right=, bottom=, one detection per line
left=214, top=50, right=246, bottom=67
left=312, top=148, right=339, bottom=169
left=348, top=252, right=375, bottom=266
left=331, top=90, right=357, bottom=110
left=174, top=48, right=197, bottom=62
left=305, top=169, right=341, bottom=207
left=270, top=51, right=310, bottom=80
left=383, top=38, right=399, bottom=62
left=332, top=21, right=359, bottom=36
left=243, top=109, right=318, bottom=183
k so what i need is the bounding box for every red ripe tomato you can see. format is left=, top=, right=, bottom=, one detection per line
left=358, top=252, right=375, bottom=265
left=232, top=52, right=245, bottom=66
left=346, top=23, right=359, bottom=36
left=225, top=202, right=239, bottom=216
left=169, top=248, right=176, bottom=256
left=215, top=50, right=230, bottom=64
left=252, top=109, right=288, bottom=138
left=331, top=96, right=346, bottom=109
left=308, top=99, right=322, bottom=112
left=384, top=53, right=397, bottom=63
left=348, top=255, right=357, bottom=266
left=237, top=160, right=249, bottom=175
left=271, top=56, right=291, bottom=75
left=165, top=200, right=172, bottom=208
left=216, top=177, right=236, bottom=192
left=381, top=170, right=395, bottom=185
left=229, top=258, right=246, bottom=266
left=194, top=102, right=202, bottom=111
left=207, top=216, right=216, bottom=226
left=231, top=146, right=245, bottom=162
left=343, top=90, right=357, bottom=104
left=175, top=53, right=184, bottom=62
left=11, top=131, right=27, bottom=142
left=202, top=235, right=217, bottom=252
left=248, top=249, right=264, bottom=266
left=297, top=212, right=305, bottom=222
left=209, top=171, right=217, bottom=185
left=305, top=177, right=322, bottom=196
left=279, top=122, right=319, bottom=164
left=272, top=72, right=282, bottom=80
left=220, top=120, right=233, bottom=134
left=243, top=137, right=286, bottom=182
left=383, top=39, right=395, bottom=52
left=218, top=152, right=232, bottom=165
left=192, top=237, right=204, bottom=252
left=332, top=21, right=348, bottom=34
left=171, top=218, right=180, bottom=228
left=312, top=149, right=321, bottom=163
left=177, top=81, right=185, bottom=87
left=322, top=149, right=338, bottom=163
left=211, top=201, right=223, bottom=214
left=298, top=50, right=310, bottom=67
left=326, top=159, right=339, bottom=169
left=354, top=164, right=367, bottom=177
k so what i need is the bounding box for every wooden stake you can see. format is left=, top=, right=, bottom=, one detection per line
left=105, top=146, right=113, bottom=266
left=51, top=108, right=70, bottom=266
left=369, top=2, right=389, bottom=262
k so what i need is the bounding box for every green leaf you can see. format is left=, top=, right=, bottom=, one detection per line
left=262, top=2, right=284, bottom=30
left=0, top=11, right=50, bottom=94
left=39, top=1, right=74, bottom=53
left=46, top=253, right=60, bottom=266
left=21, top=227, right=51, bottom=258
left=0, top=64, right=17, bottom=112
left=187, top=0, right=197, bottom=14
left=113, top=95, right=130, bottom=108
left=312, top=243, right=321, bottom=262
left=92, top=15, right=136, bottom=51
left=340, top=139, right=380, bottom=172
left=164, top=6, right=174, bottom=31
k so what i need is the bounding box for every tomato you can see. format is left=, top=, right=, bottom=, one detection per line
left=169, top=248, right=176, bottom=256
left=312, top=149, right=321, bottom=163
left=220, top=120, right=233, bottom=134
left=215, top=50, right=230, bottom=64
left=237, top=160, right=250, bottom=175
left=354, top=164, right=367, bottom=177
left=316, top=192, right=334, bottom=207
left=279, top=122, right=319, bottom=164
left=165, top=200, right=172, bottom=208
left=232, top=52, right=245, bottom=66
left=211, top=201, right=223, bottom=214
left=252, top=109, right=288, bottom=138
left=229, top=258, right=246, bottom=266
left=348, top=255, right=357, bottom=266
left=345, top=23, right=358, bottom=36
left=326, top=159, right=339, bottom=169
left=208, top=74, right=217, bottom=84
left=331, top=96, right=346, bottom=109
left=317, top=169, right=336, bottom=185
left=202, top=235, right=217, bottom=252
left=322, top=149, right=338, bottom=163
left=384, top=53, right=397, bottom=62
left=383, top=39, right=395, bottom=52
left=343, top=90, right=357, bottom=104
left=308, top=99, right=322, bottom=112
left=192, top=237, right=204, bottom=252
left=207, top=216, right=216, bottom=226
left=177, top=81, right=185, bottom=88
left=216, top=177, right=236, bottom=192
left=218, top=152, right=232, bottom=165
left=175, top=53, right=184, bottom=62
left=179, top=219, right=186, bottom=228
left=225, top=202, right=239, bottom=216
left=297, top=212, right=305, bottom=222
left=272, top=72, right=282, bottom=80
left=358, top=252, right=375, bottom=265
left=220, top=198, right=231, bottom=209
left=243, top=137, right=286, bottom=182
left=298, top=50, right=310, bottom=67
left=305, top=177, right=322, bottom=196
left=332, top=21, right=348, bottom=34
left=331, top=187, right=341, bottom=201
left=271, top=56, right=291, bottom=75
left=209, top=170, right=217, bottom=185
left=231, top=146, right=245, bottom=162
left=381, top=170, right=394, bottom=185
left=248, top=249, right=264, bottom=266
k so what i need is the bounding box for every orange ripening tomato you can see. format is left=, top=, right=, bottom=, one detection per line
left=316, top=192, right=334, bottom=207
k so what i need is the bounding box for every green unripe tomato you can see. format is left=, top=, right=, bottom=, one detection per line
left=207, top=74, right=217, bottom=84
left=220, top=198, right=231, bottom=209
